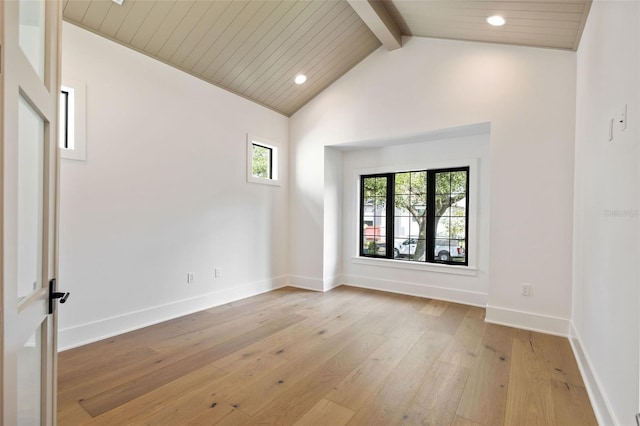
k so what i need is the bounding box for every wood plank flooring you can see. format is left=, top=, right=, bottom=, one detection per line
left=58, top=286, right=597, bottom=425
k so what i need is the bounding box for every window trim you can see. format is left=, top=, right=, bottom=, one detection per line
left=352, top=255, right=478, bottom=276
left=59, top=77, right=86, bottom=161
left=354, top=159, right=478, bottom=272
left=247, top=134, right=280, bottom=186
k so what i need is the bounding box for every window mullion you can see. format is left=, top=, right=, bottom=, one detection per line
left=426, top=170, right=436, bottom=262
left=386, top=173, right=394, bottom=259
left=465, top=169, right=470, bottom=264
left=359, top=176, right=366, bottom=257
left=62, top=90, right=69, bottom=149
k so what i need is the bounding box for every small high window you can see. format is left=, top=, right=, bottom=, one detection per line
left=59, top=78, right=86, bottom=161
left=59, top=87, right=73, bottom=149
left=247, top=135, right=279, bottom=185
left=252, top=143, right=272, bottom=179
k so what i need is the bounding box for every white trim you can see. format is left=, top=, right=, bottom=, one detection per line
left=485, top=305, right=570, bottom=336
left=352, top=256, right=477, bottom=276
left=333, top=122, right=491, bottom=151
left=342, top=274, right=487, bottom=307
left=323, top=275, right=343, bottom=291
left=58, top=275, right=288, bottom=351
left=569, top=322, right=618, bottom=426
left=59, top=76, right=86, bottom=161
left=287, top=274, right=325, bottom=292
left=246, top=134, right=280, bottom=186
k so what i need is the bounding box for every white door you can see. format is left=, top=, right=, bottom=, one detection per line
left=1, top=0, right=62, bottom=424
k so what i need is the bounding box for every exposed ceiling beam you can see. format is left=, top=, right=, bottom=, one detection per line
left=347, top=0, right=402, bottom=51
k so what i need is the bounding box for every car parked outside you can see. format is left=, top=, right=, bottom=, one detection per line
left=393, top=238, right=464, bottom=261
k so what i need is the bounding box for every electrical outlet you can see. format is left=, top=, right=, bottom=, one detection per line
left=187, top=273, right=194, bottom=283
left=521, top=283, right=531, bottom=296
left=214, top=268, right=222, bottom=278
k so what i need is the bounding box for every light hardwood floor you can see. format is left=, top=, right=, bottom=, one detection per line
left=58, top=286, right=597, bottom=425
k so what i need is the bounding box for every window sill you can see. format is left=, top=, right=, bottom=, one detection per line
left=247, top=176, right=281, bottom=186
left=351, top=256, right=477, bottom=276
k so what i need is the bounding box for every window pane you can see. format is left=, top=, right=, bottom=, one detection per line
left=363, top=177, right=376, bottom=199
left=435, top=216, right=466, bottom=239
left=375, top=177, right=387, bottom=194
left=361, top=175, right=388, bottom=256
left=410, top=171, right=427, bottom=193
left=363, top=238, right=376, bottom=255
left=435, top=215, right=449, bottom=238
left=17, top=95, right=44, bottom=302
left=394, top=237, right=414, bottom=259
left=394, top=194, right=410, bottom=213
left=59, top=87, right=76, bottom=151
left=394, top=220, right=410, bottom=239
left=435, top=172, right=451, bottom=194
left=451, top=239, right=466, bottom=262
left=410, top=215, right=426, bottom=238
left=395, top=172, right=410, bottom=194
left=410, top=239, right=427, bottom=261
left=19, top=0, right=46, bottom=80
left=450, top=217, right=466, bottom=239
left=59, top=90, right=69, bottom=149
left=411, top=193, right=427, bottom=216
left=451, top=171, right=467, bottom=194
left=434, top=194, right=446, bottom=213
left=433, top=168, right=469, bottom=264
left=394, top=171, right=426, bottom=263
left=252, top=144, right=271, bottom=178
left=450, top=200, right=466, bottom=217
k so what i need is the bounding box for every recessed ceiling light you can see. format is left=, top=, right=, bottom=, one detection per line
left=112, top=0, right=124, bottom=5
left=294, top=74, right=307, bottom=85
left=487, top=15, right=506, bottom=26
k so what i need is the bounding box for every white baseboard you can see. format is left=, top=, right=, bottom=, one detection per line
left=287, top=275, right=325, bottom=292
left=341, top=274, right=487, bottom=307
left=323, top=275, right=343, bottom=292
left=287, top=274, right=342, bottom=292
left=485, top=305, right=569, bottom=336
left=569, top=322, right=618, bottom=426
left=58, top=275, right=288, bottom=351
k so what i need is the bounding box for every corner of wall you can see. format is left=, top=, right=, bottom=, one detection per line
left=485, top=305, right=570, bottom=336
left=569, top=322, right=619, bottom=426
left=287, top=275, right=325, bottom=292
left=323, top=275, right=343, bottom=292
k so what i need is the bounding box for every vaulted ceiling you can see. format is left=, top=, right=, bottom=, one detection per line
left=62, top=0, right=592, bottom=116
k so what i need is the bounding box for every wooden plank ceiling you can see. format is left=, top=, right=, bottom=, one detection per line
left=62, top=0, right=591, bottom=116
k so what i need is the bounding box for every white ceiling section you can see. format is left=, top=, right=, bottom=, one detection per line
left=384, top=0, right=592, bottom=50
left=62, top=0, right=592, bottom=116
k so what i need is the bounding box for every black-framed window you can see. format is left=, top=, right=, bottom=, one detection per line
left=251, top=143, right=273, bottom=179
left=360, top=167, right=469, bottom=266
left=60, top=89, right=70, bottom=149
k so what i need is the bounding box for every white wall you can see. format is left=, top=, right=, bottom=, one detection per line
left=290, top=36, right=577, bottom=334
left=340, top=131, right=490, bottom=306
left=322, top=147, right=343, bottom=291
left=572, top=1, right=640, bottom=424
left=58, top=23, right=289, bottom=350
